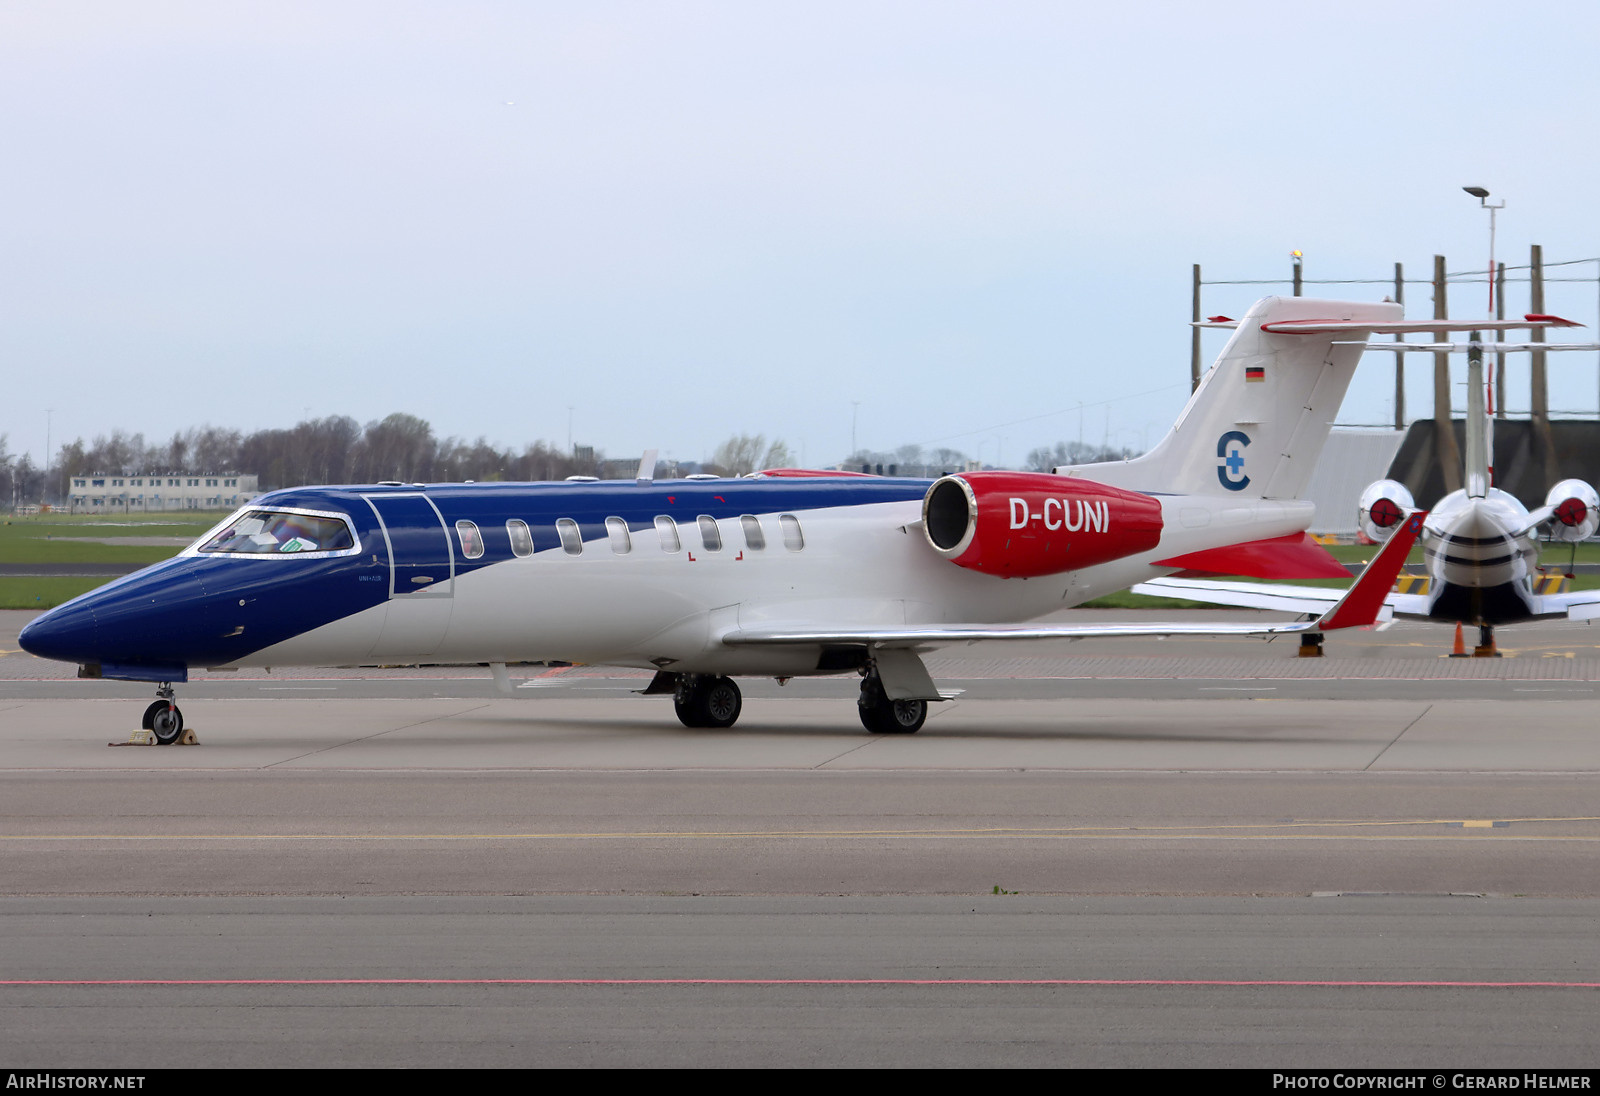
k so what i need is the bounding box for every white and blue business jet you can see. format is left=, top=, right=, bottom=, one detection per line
left=22, top=296, right=1427, bottom=742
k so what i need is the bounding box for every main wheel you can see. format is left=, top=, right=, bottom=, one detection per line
left=859, top=696, right=927, bottom=734
left=148, top=703, right=184, bottom=745
left=674, top=676, right=743, bottom=729
left=141, top=700, right=166, bottom=730
left=698, top=677, right=742, bottom=729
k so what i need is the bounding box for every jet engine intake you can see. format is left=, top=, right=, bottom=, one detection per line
left=922, top=471, right=1163, bottom=578
left=1544, top=479, right=1600, bottom=542
left=1357, top=479, right=1415, bottom=543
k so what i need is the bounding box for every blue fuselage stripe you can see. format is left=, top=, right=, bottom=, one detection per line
left=19, top=478, right=931, bottom=674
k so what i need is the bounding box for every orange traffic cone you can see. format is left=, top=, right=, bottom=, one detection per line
left=1449, top=623, right=1468, bottom=658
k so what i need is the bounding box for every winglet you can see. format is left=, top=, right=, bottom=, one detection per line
left=1315, top=511, right=1427, bottom=630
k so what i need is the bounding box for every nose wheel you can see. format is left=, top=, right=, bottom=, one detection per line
left=141, top=684, right=186, bottom=745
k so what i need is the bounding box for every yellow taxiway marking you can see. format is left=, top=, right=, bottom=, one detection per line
left=2, top=817, right=1598, bottom=842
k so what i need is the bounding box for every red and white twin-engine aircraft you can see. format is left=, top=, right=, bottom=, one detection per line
left=1136, top=313, right=1600, bottom=656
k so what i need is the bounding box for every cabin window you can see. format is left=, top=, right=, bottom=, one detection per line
left=697, top=515, right=722, bottom=552
left=655, top=515, right=681, bottom=552
left=779, top=514, right=805, bottom=551
left=556, top=518, right=583, bottom=555
left=739, top=515, right=766, bottom=551
left=606, top=516, right=632, bottom=555
left=455, top=520, right=484, bottom=559
left=199, top=510, right=356, bottom=555
left=507, top=519, right=533, bottom=557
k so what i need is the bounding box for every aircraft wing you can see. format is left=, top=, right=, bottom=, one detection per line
left=1132, top=577, right=1375, bottom=617
left=723, top=617, right=1325, bottom=648
left=1527, top=589, right=1600, bottom=622
left=1131, top=576, right=1438, bottom=620
left=728, top=513, right=1427, bottom=648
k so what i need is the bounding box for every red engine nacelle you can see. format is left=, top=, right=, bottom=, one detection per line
left=921, top=471, right=1164, bottom=578
left=1545, top=478, right=1600, bottom=542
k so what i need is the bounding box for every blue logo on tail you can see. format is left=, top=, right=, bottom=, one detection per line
left=1217, top=430, right=1251, bottom=491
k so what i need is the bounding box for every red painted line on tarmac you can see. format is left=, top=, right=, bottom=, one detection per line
left=3, top=978, right=1598, bottom=988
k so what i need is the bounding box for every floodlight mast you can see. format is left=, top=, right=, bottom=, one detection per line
left=1463, top=186, right=1504, bottom=316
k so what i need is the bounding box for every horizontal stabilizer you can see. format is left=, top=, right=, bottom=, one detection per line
left=1350, top=341, right=1600, bottom=354
left=1264, top=315, right=1582, bottom=335
left=1156, top=532, right=1350, bottom=580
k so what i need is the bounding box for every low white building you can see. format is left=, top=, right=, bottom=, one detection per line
left=67, top=473, right=259, bottom=513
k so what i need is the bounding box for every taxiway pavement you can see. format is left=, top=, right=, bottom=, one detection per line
left=2, top=609, right=1599, bottom=1067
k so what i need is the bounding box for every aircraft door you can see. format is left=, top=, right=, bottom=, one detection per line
left=362, top=493, right=454, bottom=658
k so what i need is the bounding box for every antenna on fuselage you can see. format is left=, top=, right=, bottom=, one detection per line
left=635, top=449, right=659, bottom=486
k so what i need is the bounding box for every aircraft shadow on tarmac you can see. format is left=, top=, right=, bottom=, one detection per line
left=457, top=709, right=1359, bottom=746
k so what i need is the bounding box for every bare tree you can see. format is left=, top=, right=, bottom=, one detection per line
left=1025, top=440, right=1139, bottom=472
left=709, top=434, right=793, bottom=476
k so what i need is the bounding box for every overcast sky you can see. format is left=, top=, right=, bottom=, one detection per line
left=5, top=1, right=1600, bottom=472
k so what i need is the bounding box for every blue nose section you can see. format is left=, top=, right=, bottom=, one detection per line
left=17, top=560, right=215, bottom=675
left=18, top=600, right=98, bottom=665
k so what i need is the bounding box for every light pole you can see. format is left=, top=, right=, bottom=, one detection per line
left=1463, top=186, right=1504, bottom=315
left=1463, top=187, right=1507, bottom=474
left=44, top=409, right=53, bottom=508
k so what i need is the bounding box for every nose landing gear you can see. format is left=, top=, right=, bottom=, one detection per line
left=141, top=684, right=186, bottom=745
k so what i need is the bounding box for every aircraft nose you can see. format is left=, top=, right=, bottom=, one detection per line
left=18, top=600, right=98, bottom=665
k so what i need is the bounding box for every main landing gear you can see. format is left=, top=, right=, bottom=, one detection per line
left=674, top=674, right=743, bottom=729
left=857, top=669, right=927, bottom=734
left=141, top=683, right=185, bottom=745
left=660, top=664, right=930, bottom=733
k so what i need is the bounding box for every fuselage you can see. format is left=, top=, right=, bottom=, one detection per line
left=1419, top=488, right=1541, bottom=625
left=19, top=475, right=1315, bottom=682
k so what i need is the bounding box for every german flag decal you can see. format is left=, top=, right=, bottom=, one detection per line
left=1244, top=366, right=1265, bottom=382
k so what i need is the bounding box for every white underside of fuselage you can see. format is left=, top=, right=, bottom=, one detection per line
left=232, top=494, right=1316, bottom=676
left=1423, top=489, right=1537, bottom=592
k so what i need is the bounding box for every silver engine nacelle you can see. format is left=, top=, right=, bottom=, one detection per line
left=1357, top=479, right=1414, bottom=542
left=1544, top=479, right=1600, bottom=542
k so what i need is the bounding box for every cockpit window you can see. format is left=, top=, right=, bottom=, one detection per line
left=199, top=510, right=355, bottom=555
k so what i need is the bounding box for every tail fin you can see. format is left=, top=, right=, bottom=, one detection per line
left=1057, top=296, right=1402, bottom=499
left=1463, top=335, right=1490, bottom=498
